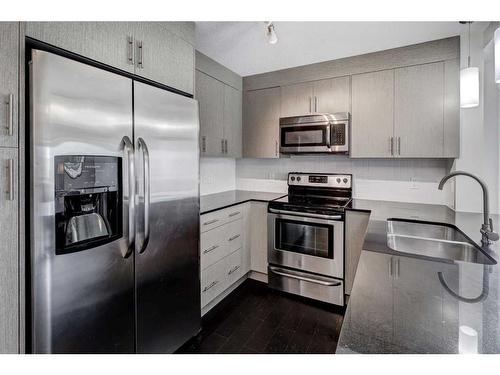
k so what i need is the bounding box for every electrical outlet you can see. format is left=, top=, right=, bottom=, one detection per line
left=410, top=177, right=418, bottom=189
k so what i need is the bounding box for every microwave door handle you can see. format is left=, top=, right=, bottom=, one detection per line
left=122, top=136, right=135, bottom=258
left=326, top=125, right=331, bottom=149
left=137, top=137, right=150, bottom=254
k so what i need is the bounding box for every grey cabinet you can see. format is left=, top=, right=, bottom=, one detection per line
left=25, top=22, right=195, bottom=94
left=243, top=87, right=281, bottom=158
left=196, top=70, right=224, bottom=157
left=25, top=22, right=135, bottom=73
left=351, top=69, right=395, bottom=158
left=280, top=77, right=350, bottom=117
left=394, top=62, right=444, bottom=158
left=132, top=22, right=194, bottom=94
left=280, top=82, right=313, bottom=117
left=312, top=76, right=350, bottom=113
left=0, top=149, right=18, bottom=353
left=223, top=85, right=242, bottom=158
left=0, top=22, right=18, bottom=148
left=196, top=70, right=242, bottom=158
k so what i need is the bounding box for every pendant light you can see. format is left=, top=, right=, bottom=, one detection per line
left=460, top=21, right=479, bottom=108
left=495, top=26, right=500, bottom=83
left=266, top=22, right=278, bottom=45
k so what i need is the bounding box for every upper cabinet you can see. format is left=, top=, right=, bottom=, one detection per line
left=280, top=76, right=350, bottom=117
left=132, top=22, right=194, bottom=95
left=243, top=87, right=281, bottom=158
left=196, top=70, right=224, bottom=157
left=394, top=62, right=444, bottom=158
left=25, top=22, right=195, bottom=94
left=195, top=51, right=243, bottom=158
left=0, top=22, right=19, bottom=148
left=351, top=61, right=459, bottom=158
left=351, top=70, right=395, bottom=158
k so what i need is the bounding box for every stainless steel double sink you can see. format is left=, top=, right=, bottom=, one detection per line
left=387, top=219, right=496, bottom=265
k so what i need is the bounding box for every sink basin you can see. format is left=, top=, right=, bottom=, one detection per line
left=387, top=219, right=496, bottom=265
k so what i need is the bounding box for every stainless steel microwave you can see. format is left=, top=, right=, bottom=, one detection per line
left=279, top=112, right=350, bottom=154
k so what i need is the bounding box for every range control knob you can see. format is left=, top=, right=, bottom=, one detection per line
left=291, top=176, right=295, bottom=181
left=336, top=178, right=341, bottom=183
left=297, top=176, right=301, bottom=182
left=343, top=178, right=348, bottom=184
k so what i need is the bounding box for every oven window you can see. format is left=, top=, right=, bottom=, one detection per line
left=281, top=125, right=327, bottom=147
left=275, top=218, right=333, bottom=259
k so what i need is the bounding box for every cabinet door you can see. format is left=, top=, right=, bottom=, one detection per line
left=133, top=22, right=194, bottom=95
left=196, top=71, right=224, bottom=156
left=249, top=202, right=268, bottom=274
left=395, top=62, right=444, bottom=158
left=223, top=85, right=242, bottom=158
left=0, top=22, right=19, bottom=148
left=280, top=81, right=313, bottom=117
left=25, top=22, right=135, bottom=73
left=313, top=76, right=350, bottom=114
left=243, top=87, right=281, bottom=158
left=0, top=149, right=18, bottom=353
left=351, top=70, right=394, bottom=158
left=443, top=59, right=460, bottom=158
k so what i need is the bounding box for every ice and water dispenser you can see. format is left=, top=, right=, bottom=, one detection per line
left=54, top=155, right=122, bottom=254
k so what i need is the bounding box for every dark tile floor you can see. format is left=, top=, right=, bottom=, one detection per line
left=177, top=279, right=345, bottom=354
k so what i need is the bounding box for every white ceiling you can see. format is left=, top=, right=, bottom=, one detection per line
left=195, top=22, right=463, bottom=77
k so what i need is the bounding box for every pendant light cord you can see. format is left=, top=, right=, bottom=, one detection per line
left=468, top=22, right=471, bottom=68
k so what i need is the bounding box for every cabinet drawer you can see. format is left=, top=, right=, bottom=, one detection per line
left=225, top=219, right=243, bottom=254
left=200, top=225, right=227, bottom=270
left=226, top=248, right=244, bottom=286
left=201, top=258, right=227, bottom=308
left=200, top=210, right=226, bottom=232
left=223, top=206, right=243, bottom=222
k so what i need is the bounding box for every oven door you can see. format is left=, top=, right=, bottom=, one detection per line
left=267, top=211, right=344, bottom=279
left=280, top=123, right=331, bottom=153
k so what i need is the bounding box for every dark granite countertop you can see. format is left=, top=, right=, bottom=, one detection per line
left=200, top=190, right=287, bottom=215
left=337, top=199, right=500, bottom=354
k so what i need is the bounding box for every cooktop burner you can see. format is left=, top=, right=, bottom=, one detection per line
left=268, top=172, right=353, bottom=216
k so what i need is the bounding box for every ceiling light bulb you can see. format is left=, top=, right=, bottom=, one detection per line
left=266, top=23, right=278, bottom=45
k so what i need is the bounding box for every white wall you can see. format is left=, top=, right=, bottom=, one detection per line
left=200, top=157, right=236, bottom=195
left=454, top=22, right=500, bottom=214
left=236, top=157, right=454, bottom=206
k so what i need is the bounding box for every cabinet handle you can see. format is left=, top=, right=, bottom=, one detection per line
left=203, top=219, right=219, bottom=226
left=224, top=139, right=228, bottom=154
left=127, top=36, right=134, bottom=65
left=202, top=280, right=219, bottom=293
left=203, top=245, right=219, bottom=254
left=309, top=97, right=312, bottom=113
left=275, top=140, right=279, bottom=157
left=6, top=158, right=14, bottom=201
left=389, top=137, right=394, bottom=156
left=228, top=211, right=240, bottom=217
left=221, top=139, right=225, bottom=154
left=397, top=137, right=401, bottom=156
left=5, top=94, right=13, bottom=136
left=201, top=136, right=206, bottom=153
left=314, top=96, right=318, bottom=113
left=228, top=265, right=240, bottom=275
left=137, top=40, right=144, bottom=69
left=228, top=234, right=241, bottom=242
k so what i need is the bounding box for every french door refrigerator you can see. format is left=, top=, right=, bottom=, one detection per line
left=29, top=49, right=200, bottom=353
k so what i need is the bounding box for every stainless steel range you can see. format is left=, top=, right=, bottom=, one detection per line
left=267, top=172, right=352, bottom=306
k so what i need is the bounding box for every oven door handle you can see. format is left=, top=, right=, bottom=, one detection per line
left=269, top=208, right=342, bottom=220
left=269, top=266, right=342, bottom=287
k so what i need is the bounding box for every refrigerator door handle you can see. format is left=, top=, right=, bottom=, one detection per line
left=122, top=136, right=135, bottom=258
left=137, top=137, right=150, bottom=254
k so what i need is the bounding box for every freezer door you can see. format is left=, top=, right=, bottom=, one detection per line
left=30, top=50, right=135, bottom=353
left=134, top=81, right=200, bottom=353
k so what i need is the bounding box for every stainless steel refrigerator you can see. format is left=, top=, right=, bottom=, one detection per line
left=29, top=49, right=200, bottom=353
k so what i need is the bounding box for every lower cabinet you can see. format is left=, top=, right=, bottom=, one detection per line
left=0, top=148, right=18, bottom=353
left=200, top=204, right=249, bottom=312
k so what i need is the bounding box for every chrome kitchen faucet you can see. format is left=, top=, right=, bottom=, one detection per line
left=438, top=171, right=499, bottom=245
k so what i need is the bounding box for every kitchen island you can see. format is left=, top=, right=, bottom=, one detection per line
left=338, top=199, right=500, bottom=354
